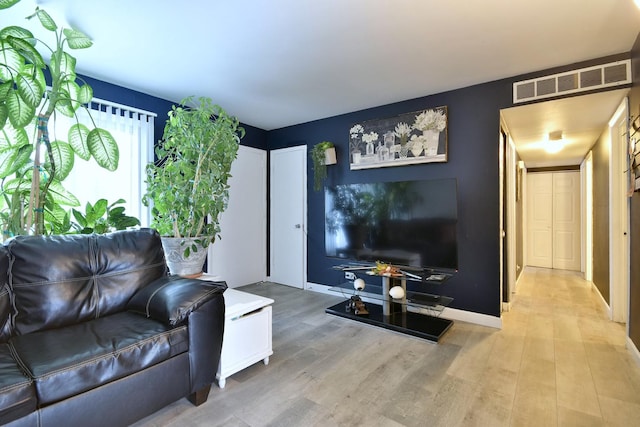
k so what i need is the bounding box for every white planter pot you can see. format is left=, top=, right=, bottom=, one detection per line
left=324, top=147, right=337, bottom=165
left=352, top=151, right=362, bottom=164
left=423, top=130, right=440, bottom=156
left=161, top=236, right=209, bottom=277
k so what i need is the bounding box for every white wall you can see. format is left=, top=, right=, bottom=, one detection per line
left=208, top=145, right=267, bottom=288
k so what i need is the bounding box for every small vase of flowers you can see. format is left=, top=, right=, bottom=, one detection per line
left=349, top=124, right=364, bottom=163
left=362, top=131, right=379, bottom=157
left=394, top=122, right=412, bottom=159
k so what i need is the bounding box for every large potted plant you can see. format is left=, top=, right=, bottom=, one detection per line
left=0, top=1, right=119, bottom=237
left=143, top=96, right=243, bottom=277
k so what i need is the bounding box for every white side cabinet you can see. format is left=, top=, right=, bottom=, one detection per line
left=216, top=288, right=274, bottom=388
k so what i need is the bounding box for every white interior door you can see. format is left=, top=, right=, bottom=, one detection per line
left=609, top=98, right=629, bottom=323
left=526, top=171, right=581, bottom=271
left=527, top=173, right=553, bottom=268
left=208, top=146, right=267, bottom=288
left=552, top=172, right=581, bottom=271
left=270, top=146, right=306, bottom=289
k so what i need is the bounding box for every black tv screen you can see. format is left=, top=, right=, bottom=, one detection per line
left=325, top=178, right=458, bottom=270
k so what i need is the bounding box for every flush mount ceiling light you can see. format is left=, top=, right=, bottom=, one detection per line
left=545, top=130, right=564, bottom=153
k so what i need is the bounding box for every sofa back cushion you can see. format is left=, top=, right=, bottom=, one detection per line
left=8, top=228, right=167, bottom=335
left=0, top=245, right=11, bottom=342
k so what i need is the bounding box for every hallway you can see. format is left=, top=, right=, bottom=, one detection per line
left=504, top=267, right=640, bottom=425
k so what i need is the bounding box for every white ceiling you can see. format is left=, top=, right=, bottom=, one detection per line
left=502, top=89, right=630, bottom=168
left=3, top=0, right=640, bottom=166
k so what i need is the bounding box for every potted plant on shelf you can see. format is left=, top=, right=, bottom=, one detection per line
left=310, top=141, right=336, bottom=192
left=143, top=96, right=244, bottom=277
left=0, top=1, right=119, bottom=238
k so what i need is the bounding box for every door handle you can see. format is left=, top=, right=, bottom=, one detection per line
left=294, top=224, right=301, bottom=229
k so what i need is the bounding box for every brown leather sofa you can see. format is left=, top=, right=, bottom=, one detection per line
left=0, top=228, right=226, bottom=426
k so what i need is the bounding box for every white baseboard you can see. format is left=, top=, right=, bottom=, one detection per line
left=305, top=282, right=334, bottom=294
left=627, top=336, right=640, bottom=367
left=440, top=307, right=502, bottom=329
left=306, top=282, right=502, bottom=330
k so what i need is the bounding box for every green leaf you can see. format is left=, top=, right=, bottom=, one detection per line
left=6, top=89, right=35, bottom=127
left=0, top=120, right=30, bottom=149
left=0, top=0, right=21, bottom=10
left=57, top=51, right=76, bottom=80
left=53, top=87, right=75, bottom=117
left=16, top=72, right=45, bottom=108
left=35, top=7, right=57, bottom=31
left=0, top=26, right=35, bottom=42
left=0, top=143, right=31, bottom=178
left=45, top=180, right=79, bottom=207
left=77, top=84, right=92, bottom=104
left=87, top=128, right=118, bottom=171
left=45, top=206, right=72, bottom=235
left=72, top=208, right=86, bottom=226
left=47, top=141, right=74, bottom=181
left=92, top=198, right=107, bottom=220
left=26, top=64, right=46, bottom=93
left=59, top=78, right=80, bottom=111
left=68, top=123, right=90, bottom=160
left=0, top=80, right=11, bottom=99
left=5, top=35, right=45, bottom=68
left=63, top=28, right=92, bottom=49
left=49, top=51, right=76, bottom=92
left=0, top=103, right=7, bottom=129
left=0, top=39, right=24, bottom=81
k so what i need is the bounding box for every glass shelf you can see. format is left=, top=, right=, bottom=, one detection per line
left=329, top=282, right=453, bottom=317
left=326, top=263, right=456, bottom=342
left=332, top=264, right=455, bottom=285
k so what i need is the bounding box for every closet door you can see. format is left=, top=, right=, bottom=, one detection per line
left=552, top=172, right=581, bottom=270
left=526, top=171, right=581, bottom=270
left=527, top=173, right=553, bottom=268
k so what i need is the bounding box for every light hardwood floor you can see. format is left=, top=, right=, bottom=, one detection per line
left=133, top=268, right=640, bottom=426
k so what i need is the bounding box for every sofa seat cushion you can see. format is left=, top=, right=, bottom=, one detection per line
left=0, top=344, right=37, bottom=425
left=9, top=312, right=188, bottom=406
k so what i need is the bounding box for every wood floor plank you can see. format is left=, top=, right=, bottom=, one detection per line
left=133, top=269, right=640, bottom=427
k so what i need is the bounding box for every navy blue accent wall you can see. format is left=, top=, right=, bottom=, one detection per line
left=267, top=79, right=512, bottom=317
left=80, top=74, right=268, bottom=149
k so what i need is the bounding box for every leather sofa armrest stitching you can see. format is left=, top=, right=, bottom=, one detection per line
left=144, top=282, right=173, bottom=318
left=171, top=286, right=223, bottom=326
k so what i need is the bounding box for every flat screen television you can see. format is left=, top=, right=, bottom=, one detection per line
left=325, top=178, right=458, bottom=271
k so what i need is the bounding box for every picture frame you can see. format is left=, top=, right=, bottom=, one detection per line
left=349, top=106, right=448, bottom=170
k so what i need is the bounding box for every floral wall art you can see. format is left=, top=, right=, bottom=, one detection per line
left=349, top=106, right=448, bottom=169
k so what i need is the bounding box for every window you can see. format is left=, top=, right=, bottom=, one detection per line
left=48, top=98, right=156, bottom=227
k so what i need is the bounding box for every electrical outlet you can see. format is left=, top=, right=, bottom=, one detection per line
left=345, top=271, right=356, bottom=281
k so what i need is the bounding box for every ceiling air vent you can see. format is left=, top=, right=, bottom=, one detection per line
left=513, top=59, right=631, bottom=104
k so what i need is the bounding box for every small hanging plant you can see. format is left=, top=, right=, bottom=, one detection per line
left=310, top=141, right=335, bottom=191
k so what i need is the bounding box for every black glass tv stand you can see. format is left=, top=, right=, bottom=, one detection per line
left=325, top=266, right=454, bottom=342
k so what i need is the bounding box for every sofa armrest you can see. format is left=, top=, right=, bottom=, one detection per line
left=127, top=275, right=227, bottom=326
